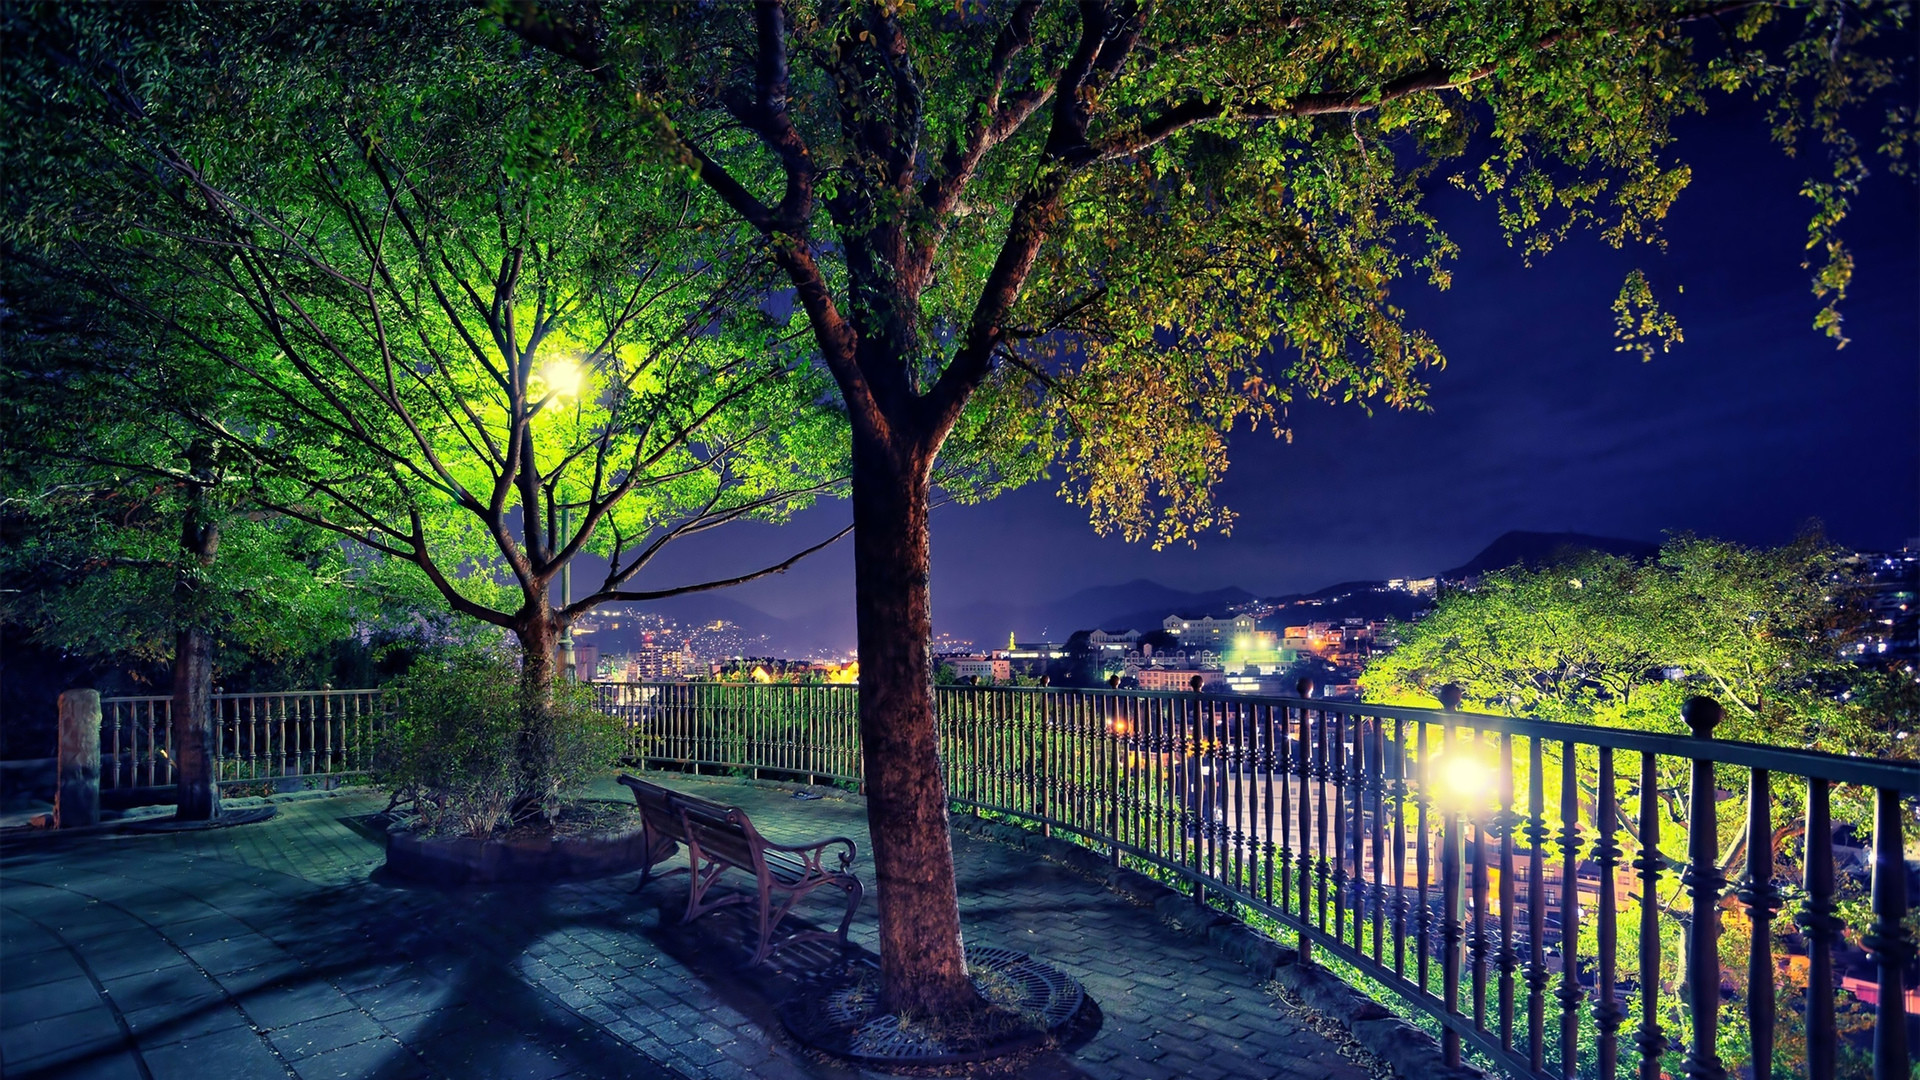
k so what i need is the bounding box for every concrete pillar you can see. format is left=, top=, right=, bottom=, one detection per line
left=56, top=689, right=101, bottom=828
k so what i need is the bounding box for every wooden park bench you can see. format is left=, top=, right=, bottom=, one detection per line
left=616, top=773, right=863, bottom=965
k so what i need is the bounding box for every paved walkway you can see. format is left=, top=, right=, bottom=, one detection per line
left=1, top=775, right=1376, bottom=1080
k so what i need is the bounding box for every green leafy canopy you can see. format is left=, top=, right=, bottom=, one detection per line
left=488, top=0, right=1912, bottom=546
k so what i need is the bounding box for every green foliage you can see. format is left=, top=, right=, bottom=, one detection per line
left=0, top=259, right=376, bottom=679
left=477, top=0, right=1909, bottom=546
left=1360, top=531, right=1892, bottom=755
left=374, top=648, right=626, bottom=837
left=3, top=1, right=851, bottom=645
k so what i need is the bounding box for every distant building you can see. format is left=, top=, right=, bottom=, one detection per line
left=1162, top=613, right=1258, bottom=648
left=999, top=641, right=1066, bottom=678
left=1088, top=628, right=1141, bottom=652
left=1134, top=668, right=1229, bottom=692
left=947, top=656, right=1012, bottom=683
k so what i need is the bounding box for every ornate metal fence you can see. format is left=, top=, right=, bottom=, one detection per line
left=98, top=689, right=385, bottom=790
left=595, top=681, right=861, bottom=783
left=597, top=680, right=1918, bottom=1080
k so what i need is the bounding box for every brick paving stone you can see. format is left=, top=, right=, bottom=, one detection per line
left=140, top=1024, right=290, bottom=1080
left=292, top=1036, right=426, bottom=1080
left=264, top=1008, right=388, bottom=1060
left=1, top=778, right=1389, bottom=1080
left=1, top=1007, right=126, bottom=1066
left=2, top=973, right=99, bottom=1024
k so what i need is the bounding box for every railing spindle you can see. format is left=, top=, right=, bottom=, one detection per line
left=1392, top=715, right=1410, bottom=981
left=1634, top=750, right=1666, bottom=1080
left=1680, top=697, right=1725, bottom=1080
left=1440, top=707, right=1467, bottom=1067
left=1799, top=778, right=1837, bottom=1080
left=1594, top=746, right=1623, bottom=1080
left=1471, top=728, right=1491, bottom=1034
left=1332, top=707, right=1349, bottom=945
left=1496, top=732, right=1518, bottom=1053
left=1370, top=715, right=1388, bottom=966
left=1866, top=785, right=1912, bottom=1080
left=1298, top=688, right=1316, bottom=964
left=1736, top=768, right=1779, bottom=1080
left=1525, top=735, right=1549, bottom=1073
left=1417, top=719, right=1434, bottom=996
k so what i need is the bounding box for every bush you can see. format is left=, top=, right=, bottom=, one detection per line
left=373, top=649, right=625, bottom=837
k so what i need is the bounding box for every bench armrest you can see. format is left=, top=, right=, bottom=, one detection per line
left=763, top=835, right=858, bottom=874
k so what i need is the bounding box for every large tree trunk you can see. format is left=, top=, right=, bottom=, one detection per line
left=172, top=625, right=218, bottom=820
left=514, top=615, right=561, bottom=811
left=851, top=431, right=979, bottom=1018
left=173, top=442, right=221, bottom=822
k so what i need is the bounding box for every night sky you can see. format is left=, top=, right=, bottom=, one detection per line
left=631, top=96, right=1919, bottom=646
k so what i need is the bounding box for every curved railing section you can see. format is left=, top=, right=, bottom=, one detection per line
left=596, top=680, right=1917, bottom=1080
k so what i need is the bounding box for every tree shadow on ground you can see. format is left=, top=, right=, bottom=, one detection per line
left=5, top=821, right=1112, bottom=1080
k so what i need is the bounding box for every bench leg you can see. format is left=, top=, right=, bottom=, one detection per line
left=832, top=875, right=863, bottom=947
left=632, top=828, right=680, bottom=893
left=753, top=892, right=802, bottom=966
left=748, top=876, right=863, bottom=966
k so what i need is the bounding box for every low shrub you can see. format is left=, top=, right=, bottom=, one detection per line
left=373, top=648, right=624, bottom=837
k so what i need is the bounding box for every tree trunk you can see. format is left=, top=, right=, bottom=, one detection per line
left=514, top=615, right=560, bottom=812
left=173, top=442, right=221, bottom=822
left=173, top=624, right=218, bottom=820
left=850, top=431, right=979, bottom=1018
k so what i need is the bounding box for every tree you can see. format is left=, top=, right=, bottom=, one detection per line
left=1360, top=532, right=1894, bottom=753
left=4, top=5, right=853, bottom=811
left=0, top=260, right=386, bottom=818
left=483, top=0, right=1912, bottom=1017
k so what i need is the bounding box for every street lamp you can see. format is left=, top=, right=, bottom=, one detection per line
left=541, top=357, right=584, bottom=402
left=560, top=504, right=575, bottom=681
left=540, top=356, right=584, bottom=681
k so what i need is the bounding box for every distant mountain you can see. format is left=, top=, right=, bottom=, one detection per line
left=575, top=593, right=790, bottom=654
left=1441, top=530, right=1657, bottom=580
left=1258, top=585, right=1428, bottom=626
left=586, top=530, right=1662, bottom=657
left=938, top=579, right=1256, bottom=644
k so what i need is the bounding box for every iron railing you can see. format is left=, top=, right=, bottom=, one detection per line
left=595, top=680, right=1918, bottom=1080
left=98, top=689, right=386, bottom=790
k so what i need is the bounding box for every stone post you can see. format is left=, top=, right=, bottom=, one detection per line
left=56, top=689, right=101, bottom=828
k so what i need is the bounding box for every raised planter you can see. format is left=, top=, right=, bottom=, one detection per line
left=384, top=812, right=654, bottom=885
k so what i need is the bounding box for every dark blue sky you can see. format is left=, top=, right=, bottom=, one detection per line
left=635, top=99, right=1918, bottom=640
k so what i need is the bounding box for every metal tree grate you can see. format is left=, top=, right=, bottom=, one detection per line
left=780, top=946, right=1087, bottom=1067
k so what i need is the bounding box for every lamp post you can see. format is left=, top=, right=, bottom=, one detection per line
left=560, top=504, right=575, bottom=681
left=543, top=356, right=584, bottom=683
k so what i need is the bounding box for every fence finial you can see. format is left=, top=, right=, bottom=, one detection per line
left=1682, top=696, right=1722, bottom=737
left=1436, top=684, right=1463, bottom=712
left=1295, top=677, right=1315, bottom=699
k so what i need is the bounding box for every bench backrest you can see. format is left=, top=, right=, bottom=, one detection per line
left=618, top=774, right=689, bottom=838
left=618, top=773, right=772, bottom=875
left=677, top=799, right=770, bottom=881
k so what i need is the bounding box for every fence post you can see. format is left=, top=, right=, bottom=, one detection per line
left=1296, top=677, right=1316, bottom=967
left=1737, top=767, right=1781, bottom=1080
left=1679, top=695, right=1726, bottom=1080
left=56, top=689, right=101, bottom=828
left=1866, top=786, right=1913, bottom=1080
left=1436, top=683, right=1465, bottom=1068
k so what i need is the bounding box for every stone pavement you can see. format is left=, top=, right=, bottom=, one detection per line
left=0, top=774, right=1379, bottom=1080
